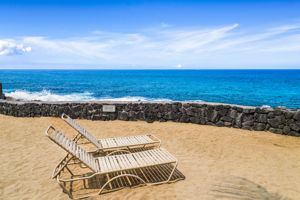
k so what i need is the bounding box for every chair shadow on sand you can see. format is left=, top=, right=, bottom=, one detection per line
left=209, top=176, right=291, bottom=200
left=59, top=163, right=185, bottom=199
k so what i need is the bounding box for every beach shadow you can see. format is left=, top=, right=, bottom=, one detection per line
left=209, top=176, right=291, bottom=200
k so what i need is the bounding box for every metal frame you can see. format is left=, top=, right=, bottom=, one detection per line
left=53, top=159, right=178, bottom=199
left=46, top=126, right=179, bottom=199
left=61, top=113, right=162, bottom=153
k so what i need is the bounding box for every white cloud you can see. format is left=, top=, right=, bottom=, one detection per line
left=160, top=22, right=172, bottom=28
left=1, top=23, right=300, bottom=68
left=209, top=24, right=300, bottom=51
left=162, top=24, right=239, bottom=52
left=0, top=40, right=32, bottom=56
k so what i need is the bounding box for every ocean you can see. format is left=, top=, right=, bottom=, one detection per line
left=0, top=69, right=299, bottom=108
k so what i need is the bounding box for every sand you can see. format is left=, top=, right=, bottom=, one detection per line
left=0, top=114, right=300, bottom=200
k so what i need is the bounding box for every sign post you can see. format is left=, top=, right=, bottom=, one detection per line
left=102, top=105, right=116, bottom=112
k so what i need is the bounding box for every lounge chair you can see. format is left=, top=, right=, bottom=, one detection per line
left=46, top=126, right=178, bottom=199
left=61, top=113, right=161, bottom=154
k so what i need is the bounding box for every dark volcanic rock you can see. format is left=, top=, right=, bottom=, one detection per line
left=0, top=100, right=299, bottom=137
left=235, top=113, right=243, bottom=128
left=267, top=112, right=275, bottom=118
left=220, top=116, right=232, bottom=122
left=229, top=109, right=237, bottom=118
left=293, top=111, right=300, bottom=121
left=290, top=131, right=300, bottom=137
left=179, top=115, right=189, bottom=122
left=119, top=111, right=128, bottom=121
left=242, top=120, right=254, bottom=127
left=289, top=123, right=300, bottom=131
left=267, top=116, right=283, bottom=128
left=207, top=109, right=219, bottom=122
left=219, top=109, right=228, bottom=116
left=283, top=126, right=291, bottom=134
left=216, top=121, right=224, bottom=126
left=257, top=114, right=267, bottom=123
left=269, top=128, right=283, bottom=134
left=254, top=123, right=266, bottom=131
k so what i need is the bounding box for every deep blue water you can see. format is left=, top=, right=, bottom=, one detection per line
left=0, top=70, right=299, bottom=108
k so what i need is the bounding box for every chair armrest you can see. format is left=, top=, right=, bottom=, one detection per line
left=45, top=125, right=56, bottom=136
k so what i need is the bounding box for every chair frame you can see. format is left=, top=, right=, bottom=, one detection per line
left=46, top=126, right=178, bottom=199
left=61, top=113, right=161, bottom=154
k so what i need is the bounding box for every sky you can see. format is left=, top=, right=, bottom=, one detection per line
left=0, top=0, right=300, bottom=69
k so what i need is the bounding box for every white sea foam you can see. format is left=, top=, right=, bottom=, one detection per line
left=5, top=90, right=96, bottom=101
left=95, top=96, right=148, bottom=101
left=261, top=105, right=271, bottom=108
left=96, top=96, right=172, bottom=102
left=4, top=90, right=172, bottom=102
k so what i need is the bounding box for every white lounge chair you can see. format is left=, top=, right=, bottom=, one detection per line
left=61, top=113, right=161, bottom=154
left=46, top=126, right=178, bottom=199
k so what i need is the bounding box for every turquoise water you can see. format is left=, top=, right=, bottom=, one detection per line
left=0, top=70, right=299, bottom=108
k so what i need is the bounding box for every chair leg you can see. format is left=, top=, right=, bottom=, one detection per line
left=98, top=174, right=147, bottom=195
left=57, top=177, right=73, bottom=199
left=149, top=162, right=178, bottom=185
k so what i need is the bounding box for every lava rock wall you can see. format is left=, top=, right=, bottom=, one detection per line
left=0, top=100, right=299, bottom=136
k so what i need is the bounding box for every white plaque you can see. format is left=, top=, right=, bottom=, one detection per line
left=102, top=105, right=116, bottom=112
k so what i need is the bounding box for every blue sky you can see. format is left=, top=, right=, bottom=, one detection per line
left=0, top=0, right=300, bottom=69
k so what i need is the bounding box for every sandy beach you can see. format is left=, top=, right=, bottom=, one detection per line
left=1, top=114, right=300, bottom=200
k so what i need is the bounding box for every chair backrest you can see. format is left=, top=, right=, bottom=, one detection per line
left=61, top=114, right=102, bottom=149
left=46, top=126, right=98, bottom=172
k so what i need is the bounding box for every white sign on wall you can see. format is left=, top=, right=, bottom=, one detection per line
left=102, top=105, right=116, bottom=112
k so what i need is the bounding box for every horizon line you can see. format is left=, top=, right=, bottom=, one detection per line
left=1, top=68, right=300, bottom=70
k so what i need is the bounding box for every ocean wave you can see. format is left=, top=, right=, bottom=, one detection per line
left=4, top=90, right=172, bottom=102
left=97, top=96, right=172, bottom=102
left=5, top=90, right=96, bottom=101
left=260, top=105, right=271, bottom=108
